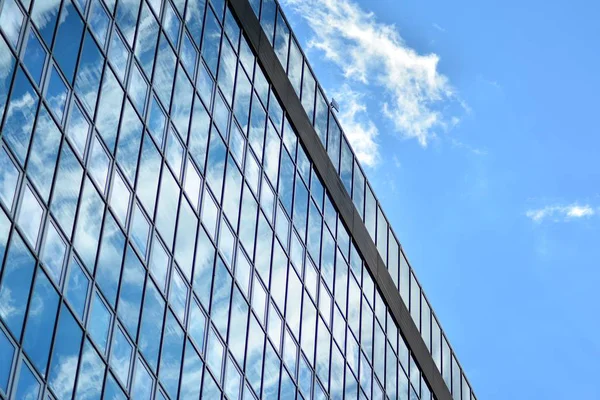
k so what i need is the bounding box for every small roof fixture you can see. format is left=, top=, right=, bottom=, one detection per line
left=330, top=98, right=340, bottom=113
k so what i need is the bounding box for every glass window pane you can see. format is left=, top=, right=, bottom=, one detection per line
left=153, top=34, right=176, bottom=109
left=452, top=355, right=461, bottom=399
left=54, top=0, right=84, bottom=82
left=95, top=215, right=125, bottom=307
left=229, top=287, right=248, bottom=366
left=180, top=34, right=197, bottom=78
left=166, top=128, right=184, bottom=180
left=147, top=95, right=166, bottom=148
left=0, top=147, right=19, bottom=211
left=163, top=1, right=180, bottom=47
left=156, top=169, right=179, bottom=249
left=245, top=317, right=264, bottom=394
left=137, top=133, right=161, bottom=216
left=95, top=68, right=124, bottom=154
left=18, top=185, right=44, bottom=248
left=218, top=39, right=236, bottom=106
left=117, top=246, right=145, bottom=339
left=109, top=325, right=132, bottom=386
left=127, top=63, right=148, bottom=114
left=149, top=234, right=169, bottom=292
left=238, top=185, right=257, bottom=256
left=109, top=172, right=131, bottom=228
left=185, top=0, right=204, bottom=44
left=288, top=37, right=302, bottom=93
left=314, top=90, right=328, bottom=145
left=14, top=361, right=40, bottom=400
left=196, top=62, right=214, bottom=111
left=0, top=326, right=15, bottom=395
left=223, top=158, right=242, bottom=228
left=108, top=30, right=129, bottom=83
left=169, top=268, right=188, bottom=323
left=254, top=214, right=272, bottom=284
left=432, top=317, right=441, bottom=371
left=135, top=3, right=158, bottom=78
left=88, top=292, right=112, bottom=355
left=131, top=357, right=153, bottom=400
left=49, top=306, right=82, bottom=400
left=89, top=0, right=110, bottom=47
left=75, top=32, right=103, bottom=114
left=213, top=91, right=229, bottom=140
left=210, top=259, right=232, bottom=337
left=193, top=348, right=218, bottom=396
left=103, top=373, right=126, bottom=400
left=65, top=257, right=89, bottom=321
left=410, top=273, right=421, bottom=328
left=159, top=312, right=184, bottom=400
left=171, top=69, right=194, bottom=140
left=23, top=29, right=46, bottom=86
left=23, top=269, right=59, bottom=376
left=206, top=130, right=226, bottom=199
left=206, top=327, right=224, bottom=382
left=130, top=203, right=150, bottom=258
left=233, top=68, right=251, bottom=132
left=201, top=370, right=221, bottom=399
left=75, top=339, right=105, bottom=400
left=115, top=0, right=139, bottom=46
left=421, top=296, right=431, bottom=351
left=0, top=210, right=10, bottom=263
left=41, top=221, right=66, bottom=284
left=0, top=234, right=35, bottom=338
left=224, top=355, right=242, bottom=400
left=65, top=102, right=89, bottom=158
left=201, top=9, right=221, bottom=76
left=301, top=64, right=316, bottom=122
left=183, top=158, right=201, bottom=211
left=28, top=107, right=61, bottom=201
left=31, top=0, right=60, bottom=47
left=3, top=68, right=39, bottom=165
left=81, top=140, right=109, bottom=191
left=189, top=96, right=210, bottom=173
left=274, top=10, right=289, bottom=67
left=139, top=281, right=164, bottom=372
left=116, top=102, right=143, bottom=184
left=188, top=300, right=206, bottom=353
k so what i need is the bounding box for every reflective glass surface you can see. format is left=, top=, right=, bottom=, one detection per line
left=0, top=0, right=473, bottom=398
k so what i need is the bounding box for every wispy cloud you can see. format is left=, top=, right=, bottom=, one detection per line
left=450, top=138, right=487, bottom=156
left=432, top=23, right=446, bottom=32
left=526, top=204, right=596, bottom=223
left=331, top=84, right=379, bottom=166
left=281, top=0, right=463, bottom=154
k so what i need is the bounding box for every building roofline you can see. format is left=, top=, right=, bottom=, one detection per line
left=228, top=0, right=455, bottom=398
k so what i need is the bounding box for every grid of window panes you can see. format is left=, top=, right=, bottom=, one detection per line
left=0, top=0, right=438, bottom=399
left=246, top=0, right=476, bottom=398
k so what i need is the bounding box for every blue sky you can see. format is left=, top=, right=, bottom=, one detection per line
left=280, top=0, right=600, bottom=398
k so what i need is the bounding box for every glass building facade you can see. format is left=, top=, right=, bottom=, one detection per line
left=0, top=0, right=474, bottom=399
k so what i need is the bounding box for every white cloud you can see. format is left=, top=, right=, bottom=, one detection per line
left=450, top=138, right=487, bottom=156
left=282, top=0, right=460, bottom=152
left=526, top=204, right=596, bottom=223
left=331, top=84, right=379, bottom=166
left=432, top=23, right=446, bottom=33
